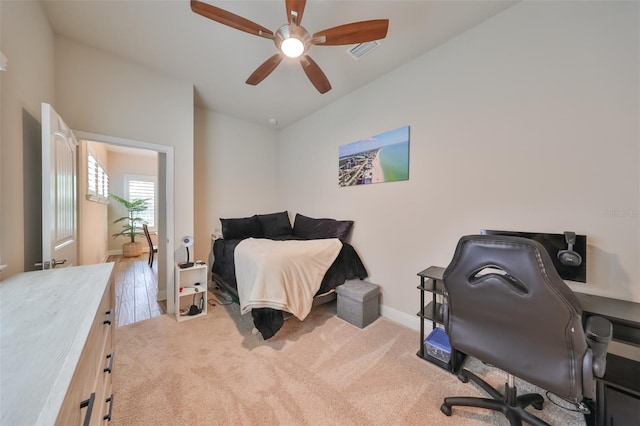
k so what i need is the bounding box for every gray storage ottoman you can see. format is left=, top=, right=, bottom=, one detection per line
left=336, top=279, right=380, bottom=328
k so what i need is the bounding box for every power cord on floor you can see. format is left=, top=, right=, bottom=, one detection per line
left=208, top=284, right=234, bottom=305
left=545, top=391, right=591, bottom=414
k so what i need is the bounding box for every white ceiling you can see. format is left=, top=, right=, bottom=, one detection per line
left=42, top=0, right=517, bottom=128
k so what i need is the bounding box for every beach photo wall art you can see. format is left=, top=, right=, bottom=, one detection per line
left=338, top=125, right=410, bottom=187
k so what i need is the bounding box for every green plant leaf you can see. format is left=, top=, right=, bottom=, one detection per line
left=110, top=193, right=151, bottom=243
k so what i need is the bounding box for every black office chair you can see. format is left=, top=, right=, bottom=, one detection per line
left=440, top=235, right=612, bottom=426
left=143, top=224, right=158, bottom=267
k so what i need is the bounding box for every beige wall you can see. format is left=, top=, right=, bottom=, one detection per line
left=0, top=0, right=55, bottom=279
left=2, top=1, right=637, bottom=325
left=54, top=36, right=194, bottom=298
left=278, top=0, right=640, bottom=324
left=107, top=149, right=157, bottom=252
left=54, top=36, right=194, bottom=249
left=194, top=108, right=279, bottom=262
left=0, top=4, right=193, bottom=291
left=78, top=140, right=110, bottom=265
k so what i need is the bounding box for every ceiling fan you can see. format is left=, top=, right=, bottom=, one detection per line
left=191, top=0, right=389, bottom=94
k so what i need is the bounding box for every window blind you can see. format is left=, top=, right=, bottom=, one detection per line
left=126, top=176, right=156, bottom=228
left=87, top=153, right=109, bottom=203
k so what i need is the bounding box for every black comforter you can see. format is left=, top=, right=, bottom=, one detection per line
left=212, top=236, right=367, bottom=338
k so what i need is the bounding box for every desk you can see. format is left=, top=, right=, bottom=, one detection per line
left=574, top=292, right=640, bottom=426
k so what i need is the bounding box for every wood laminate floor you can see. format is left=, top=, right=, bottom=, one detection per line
left=107, top=254, right=165, bottom=327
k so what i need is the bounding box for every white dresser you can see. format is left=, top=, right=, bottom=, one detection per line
left=0, top=263, right=115, bottom=425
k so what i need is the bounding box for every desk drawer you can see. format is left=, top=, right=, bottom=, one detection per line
left=604, top=386, right=640, bottom=426
left=611, top=321, right=640, bottom=347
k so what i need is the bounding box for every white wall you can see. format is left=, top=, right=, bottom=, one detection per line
left=0, top=0, right=55, bottom=279
left=278, top=0, right=640, bottom=321
left=194, top=108, right=279, bottom=262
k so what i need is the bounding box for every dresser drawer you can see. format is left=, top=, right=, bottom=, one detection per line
left=95, top=367, right=114, bottom=426
left=96, top=281, right=114, bottom=350
left=56, top=276, right=114, bottom=426
left=55, top=338, right=101, bottom=425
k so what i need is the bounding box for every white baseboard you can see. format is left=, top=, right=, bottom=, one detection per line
left=380, top=304, right=420, bottom=331
left=157, top=290, right=167, bottom=301
left=107, top=248, right=151, bottom=256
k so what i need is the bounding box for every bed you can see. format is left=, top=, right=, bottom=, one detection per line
left=211, top=212, right=368, bottom=338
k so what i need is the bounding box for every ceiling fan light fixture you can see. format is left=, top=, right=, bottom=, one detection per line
left=275, top=24, right=310, bottom=58
left=281, top=37, right=304, bottom=58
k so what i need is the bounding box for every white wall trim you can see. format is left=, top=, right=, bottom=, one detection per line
left=157, top=290, right=167, bottom=301
left=380, top=304, right=420, bottom=331
left=106, top=247, right=152, bottom=256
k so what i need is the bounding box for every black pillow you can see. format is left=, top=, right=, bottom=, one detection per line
left=292, top=213, right=354, bottom=241
left=257, top=211, right=292, bottom=238
left=220, top=215, right=263, bottom=240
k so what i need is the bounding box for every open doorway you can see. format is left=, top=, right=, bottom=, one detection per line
left=75, top=130, right=176, bottom=321
left=20, top=111, right=176, bottom=322
left=81, top=141, right=163, bottom=326
left=20, top=118, right=176, bottom=320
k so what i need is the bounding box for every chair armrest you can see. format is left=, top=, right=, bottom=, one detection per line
left=585, top=316, right=612, bottom=378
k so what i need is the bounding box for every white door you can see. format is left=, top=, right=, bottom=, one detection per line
left=40, top=103, right=78, bottom=269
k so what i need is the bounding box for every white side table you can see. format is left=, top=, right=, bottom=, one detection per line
left=175, top=263, right=208, bottom=322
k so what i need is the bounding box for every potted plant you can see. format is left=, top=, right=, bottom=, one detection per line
left=109, top=193, right=150, bottom=257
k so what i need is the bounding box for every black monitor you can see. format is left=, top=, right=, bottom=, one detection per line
left=480, top=230, right=587, bottom=283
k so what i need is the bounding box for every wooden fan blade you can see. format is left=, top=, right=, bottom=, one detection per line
left=191, top=0, right=273, bottom=39
left=246, top=54, right=283, bottom=85
left=312, top=19, right=389, bottom=45
left=286, top=0, right=306, bottom=25
left=300, top=55, right=331, bottom=94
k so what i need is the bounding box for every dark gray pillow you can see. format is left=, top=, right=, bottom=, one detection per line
left=220, top=215, right=263, bottom=240
left=257, top=211, right=292, bottom=238
left=292, top=213, right=354, bottom=241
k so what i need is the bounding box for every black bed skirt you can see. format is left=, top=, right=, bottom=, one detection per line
left=211, top=237, right=367, bottom=338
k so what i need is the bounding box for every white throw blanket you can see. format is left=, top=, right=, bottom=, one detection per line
left=235, top=238, right=342, bottom=320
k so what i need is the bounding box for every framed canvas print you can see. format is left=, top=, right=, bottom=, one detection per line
left=339, top=125, right=409, bottom=187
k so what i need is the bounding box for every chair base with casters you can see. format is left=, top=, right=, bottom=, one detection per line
left=441, top=369, right=549, bottom=426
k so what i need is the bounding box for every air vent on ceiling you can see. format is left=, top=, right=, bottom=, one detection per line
left=346, top=40, right=381, bottom=60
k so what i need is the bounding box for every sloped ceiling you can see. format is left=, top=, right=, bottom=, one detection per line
left=42, top=0, right=517, bottom=128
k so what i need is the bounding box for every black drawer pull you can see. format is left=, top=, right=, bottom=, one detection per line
left=104, top=394, right=114, bottom=421
left=103, top=309, right=112, bottom=325
left=80, top=392, right=96, bottom=426
left=104, top=352, right=114, bottom=373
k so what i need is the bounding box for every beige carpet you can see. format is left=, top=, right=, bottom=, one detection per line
left=113, top=297, right=585, bottom=425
